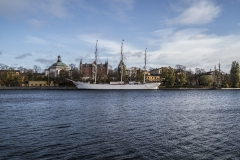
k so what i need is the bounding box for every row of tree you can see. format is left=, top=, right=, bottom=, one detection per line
left=1, top=61, right=240, bottom=88
left=160, top=65, right=216, bottom=87
left=230, top=61, right=240, bottom=88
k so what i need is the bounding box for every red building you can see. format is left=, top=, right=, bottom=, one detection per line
left=79, top=59, right=108, bottom=80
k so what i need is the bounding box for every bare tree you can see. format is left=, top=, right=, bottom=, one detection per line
left=69, top=63, right=76, bottom=70
left=0, top=64, right=9, bottom=70
left=195, top=68, right=206, bottom=74
left=33, top=65, right=41, bottom=73
left=18, top=66, right=24, bottom=73
left=0, top=63, right=5, bottom=70
left=175, top=64, right=186, bottom=73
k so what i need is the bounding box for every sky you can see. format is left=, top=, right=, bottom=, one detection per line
left=1, top=0, right=240, bottom=73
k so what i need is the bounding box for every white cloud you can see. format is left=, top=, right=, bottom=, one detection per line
left=107, top=0, right=135, bottom=10
left=168, top=0, right=220, bottom=26
left=0, top=0, right=31, bottom=18
left=39, top=0, right=69, bottom=19
left=27, top=19, right=45, bottom=28
left=104, top=0, right=135, bottom=21
left=237, top=22, right=240, bottom=27
left=25, top=36, right=47, bottom=45
left=144, top=28, right=240, bottom=72
left=76, top=33, right=147, bottom=68
left=15, top=53, right=32, bottom=59
left=0, top=0, right=70, bottom=19
left=151, top=28, right=175, bottom=37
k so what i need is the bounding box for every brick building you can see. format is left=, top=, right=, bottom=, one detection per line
left=79, top=59, right=108, bottom=80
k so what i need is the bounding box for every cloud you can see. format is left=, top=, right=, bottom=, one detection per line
left=106, top=0, right=135, bottom=10
left=144, top=27, right=240, bottom=72
left=35, top=58, right=55, bottom=65
left=39, top=0, right=69, bottom=19
left=76, top=34, right=147, bottom=68
left=15, top=53, right=32, bottom=59
left=75, top=58, right=81, bottom=62
left=104, top=0, right=135, bottom=21
left=27, top=19, right=45, bottom=28
left=0, top=0, right=70, bottom=19
left=131, top=51, right=143, bottom=58
left=77, top=34, right=122, bottom=53
left=78, top=35, right=139, bottom=54
left=168, top=0, right=220, bottom=26
left=0, top=51, right=2, bottom=55
left=0, top=0, right=31, bottom=18
left=237, top=22, right=240, bottom=27
left=151, top=28, right=175, bottom=37
left=25, top=36, right=47, bottom=44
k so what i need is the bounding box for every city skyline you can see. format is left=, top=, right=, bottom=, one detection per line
left=1, top=0, right=240, bottom=73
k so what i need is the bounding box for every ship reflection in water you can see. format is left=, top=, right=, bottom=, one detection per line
left=1, top=90, right=239, bottom=159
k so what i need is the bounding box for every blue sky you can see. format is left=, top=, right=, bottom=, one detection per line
left=1, top=0, right=240, bottom=73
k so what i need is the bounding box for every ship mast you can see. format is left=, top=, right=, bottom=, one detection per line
left=94, top=40, right=98, bottom=84
left=120, top=39, right=124, bottom=83
left=144, top=48, right=147, bottom=84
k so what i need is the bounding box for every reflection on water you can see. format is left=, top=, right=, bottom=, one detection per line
left=0, top=90, right=240, bottom=159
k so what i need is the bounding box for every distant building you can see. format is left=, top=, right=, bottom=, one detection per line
left=146, top=72, right=161, bottom=82
left=149, top=68, right=162, bottom=75
left=125, top=67, right=141, bottom=80
left=0, top=69, right=20, bottom=76
left=27, top=81, right=55, bottom=87
left=0, top=70, right=20, bottom=86
left=44, top=56, right=70, bottom=77
left=79, top=59, right=108, bottom=80
left=145, top=68, right=161, bottom=82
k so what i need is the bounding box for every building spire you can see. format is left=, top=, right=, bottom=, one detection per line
left=57, top=55, right=61, bottom=62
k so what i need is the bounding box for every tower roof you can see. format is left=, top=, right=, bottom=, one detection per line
left=50, top=56, right=68, bottom=67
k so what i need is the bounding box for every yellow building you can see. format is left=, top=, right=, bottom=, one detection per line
left=28, top=81, right=56, bottom=87
left=0, top=70, right=21, bottom=86
left=146, top=72, right=161, bottom=82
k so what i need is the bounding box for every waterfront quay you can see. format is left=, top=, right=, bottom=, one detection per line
left=0, top=86, right=77, bottom=90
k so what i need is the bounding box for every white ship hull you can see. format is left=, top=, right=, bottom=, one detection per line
left=72, top=81, right=160, bottom=90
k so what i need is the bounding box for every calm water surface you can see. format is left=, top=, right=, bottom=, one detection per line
left=0, top=90, right=240, bottom=160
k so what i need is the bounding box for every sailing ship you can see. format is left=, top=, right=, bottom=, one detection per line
left=69, top=40, right=160, bottom=89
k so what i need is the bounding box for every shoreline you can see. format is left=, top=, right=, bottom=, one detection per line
left=0, top=86, right=77, bottom=90
left=158, top=88, right=240, bottom=90
left=1, top=86, right=240, bottom=90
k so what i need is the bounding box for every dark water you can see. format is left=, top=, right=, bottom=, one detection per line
left=0, top=90, right=240, bottom=160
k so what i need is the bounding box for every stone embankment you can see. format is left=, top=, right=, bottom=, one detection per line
left=158, top=87, right=240, bottom=90
left=1, top=86, right=240, bottom=90
left=0, top=86, right=77, bottom=90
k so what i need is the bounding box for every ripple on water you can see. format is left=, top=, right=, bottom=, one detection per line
left=0, top=90, right=240, bottom=159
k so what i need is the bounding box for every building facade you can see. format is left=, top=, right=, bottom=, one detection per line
left=146, top=72, right=161, bottom=82
left=79, top=59, right=108, bottom=80
left=145, top=68, right=162, bottom=82
left=45, top=56, right=70, bottom=77
left=149, top=68, right=162, bottom=75
left=28, top=81, right=55, bottom=87
left=125, top=67, right=140, bottom=79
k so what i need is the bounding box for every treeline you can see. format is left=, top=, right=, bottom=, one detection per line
left=230, top=61, right=240, bottom=88
left=1, top=61, right=240, bottom=88
left=0, top=64, right=81, bottom=86
left=160, top=65, right=220, bottom=88
left=161, top=61, right=240, bottom=88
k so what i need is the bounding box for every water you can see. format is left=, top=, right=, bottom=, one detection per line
left=0, top=90, right=239, bottom=160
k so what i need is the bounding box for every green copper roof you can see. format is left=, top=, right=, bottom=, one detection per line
left=51, top=56, right=68, bottom=67
left=51, top=62, right=68, bottom=67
